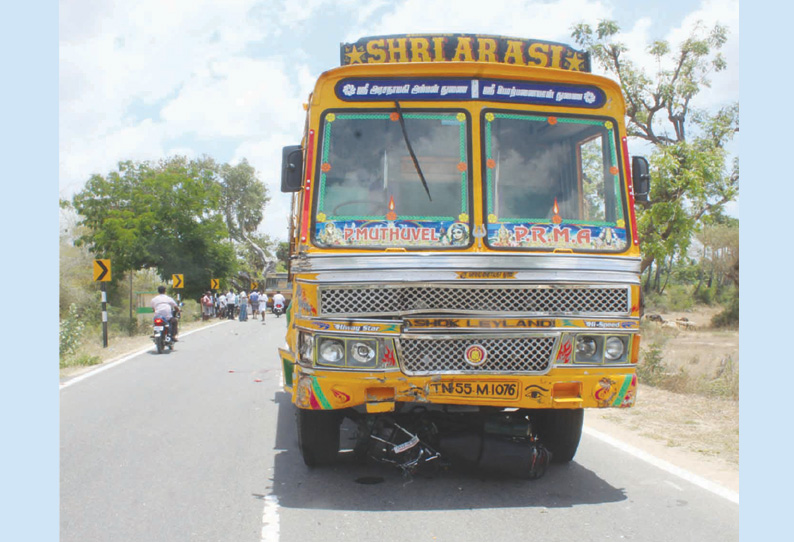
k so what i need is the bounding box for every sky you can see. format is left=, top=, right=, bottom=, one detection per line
left=59, top=0, right=739, bottom=242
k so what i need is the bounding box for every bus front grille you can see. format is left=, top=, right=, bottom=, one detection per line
left=399, top=335, right=556, bottom=375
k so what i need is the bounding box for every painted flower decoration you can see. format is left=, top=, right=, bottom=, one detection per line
left=326, top=113, right=336, bottom=122
left=316, top=212, right=326, bottom=222
left=488, top=214, right=497, bottom=222
left=456, top=113, right=466, bottom=122
left=458, top=213, right=469, bottom=222
left=390, top=112, right=400, bottom=121
left=610, top=166, right=619, bottom=175
left=548, top=117, right=558, bottom=125
left=486, top=158, right=496, bottom=169
left=321, top=163, right=332, bottom=172
left=604, top=121, right=613, bottom=130
left=617, top=219, right=625, bottom=228
left=457, top=162, right=467, bottom=172
left=485, top=112, right=494, bottom=122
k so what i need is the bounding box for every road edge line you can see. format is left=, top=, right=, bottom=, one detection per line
left=583, top=425, right=740, bottom=504
left=59, top=320, right=231, bottom=390
left=261, top=494, right=280, bottom=542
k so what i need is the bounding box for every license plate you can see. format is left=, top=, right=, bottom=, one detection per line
left=427, top=380, right=520, bottom=400
left=154, top=326, right=164, bottom=331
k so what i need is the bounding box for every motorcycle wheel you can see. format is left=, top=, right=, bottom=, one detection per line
left=156, top=334, right=164, bottom=354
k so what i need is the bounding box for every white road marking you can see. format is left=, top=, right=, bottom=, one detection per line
left=261, top=494, right=280, bottom=541
left=583, top=426, right=740, bottom=504
left=59, top=320, right=230, bottom=390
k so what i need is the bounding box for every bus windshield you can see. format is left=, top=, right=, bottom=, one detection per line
left=313, top=110, right=472, bottom=249
left=483, top=111, right=629, bottom=252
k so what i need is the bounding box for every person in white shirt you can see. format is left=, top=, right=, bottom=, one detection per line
left=218, top=293, right=228, bottom=318
left=259, top=292, right=268, bottom=324
left=150, top=286, right=180, bottom=340
left=225, top=289, right=236, bottom=320
left=272, top=292, right=286, bottom=315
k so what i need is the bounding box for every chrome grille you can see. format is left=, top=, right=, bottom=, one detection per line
left=399, top=336, right=556, bottom=375
left=320, top=285, right=629, bottom=316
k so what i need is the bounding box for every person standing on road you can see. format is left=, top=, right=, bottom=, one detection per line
left=259, top=291, right=268, bottom=324
left=218, top=292, right=227, bottom=319
left=238, top=290, right=248, bottom=321
left=201, top=291, right=213, bottom=321
left=226, top=289, right=236, bottom=320
left=250, top=290, right=259, bottom=320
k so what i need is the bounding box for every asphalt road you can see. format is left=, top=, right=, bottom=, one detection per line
left=60, top=316, right=739, bottom=542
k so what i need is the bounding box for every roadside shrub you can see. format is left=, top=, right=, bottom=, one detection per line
left=636, top=342, right=666, bottom=386
left=116, top=316, right=151, bottom=336
left=643, top=285, right=694, bottom=313
left=181, top=299, right=201, bottom=322
left=642, top=291, right=666, bottom=313
left=707, top=357, right=740, bottom=399
left=693, top=284, right=716, bottom=305
left=666, top=284, right=695, bottom=311
left=59, top=304, right=85, bottom=363
left=712, top=295, right=739, bottom=328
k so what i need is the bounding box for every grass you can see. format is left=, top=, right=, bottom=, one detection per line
left=60, top=354, right=102, bottom=370
left=636, top=341, right=739, bottom=400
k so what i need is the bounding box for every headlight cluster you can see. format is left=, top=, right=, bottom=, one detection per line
left=300, top=332, right=389, bottom=370
left=569, top=334, right=630, bottom=364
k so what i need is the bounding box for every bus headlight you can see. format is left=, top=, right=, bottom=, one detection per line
left=349, top=340, right=377, bottom=368
left=575, top=335, right=601, bottom=363
left=318, top=338, right=345, bottom=366
left=311, top=335, right=390, bottom=370
left=605, top=336, right=628, bottom=362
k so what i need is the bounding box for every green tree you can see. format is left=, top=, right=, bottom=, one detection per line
left=219, top=159, right=272, bottom=275
left=694, top=216, right=739, bottom=298
left=276, top=242, right=290, bottom=270
left=572, top=21, right=739, bottom=289
left=71, top=156, right=236, bottom=299
left=233, top=232, right=279, bottom=290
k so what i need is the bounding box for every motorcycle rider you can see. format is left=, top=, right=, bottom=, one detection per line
left=151, top=286, right=181, bottom=341
left=272, top=292, right=286, bottom=316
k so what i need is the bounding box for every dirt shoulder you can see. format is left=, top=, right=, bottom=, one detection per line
left=586, top=386, right=739, bottom=492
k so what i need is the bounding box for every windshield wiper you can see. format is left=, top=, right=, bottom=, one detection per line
left=394, top=100, right=432, bottom=201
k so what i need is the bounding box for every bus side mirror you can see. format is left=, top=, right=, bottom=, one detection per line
left=632, top=156, right=651, bottom=203
left=281, top=145, right=304, bottom=193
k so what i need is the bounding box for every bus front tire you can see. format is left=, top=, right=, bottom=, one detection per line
left=532, top=408, right=584, bottom=463
left=296, top=409, right=342, bottom=467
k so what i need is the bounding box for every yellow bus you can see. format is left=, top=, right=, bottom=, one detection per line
left=278, top=34, right=650, bottom=474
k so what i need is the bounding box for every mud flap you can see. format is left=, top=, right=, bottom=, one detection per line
left=278, top=348, right=295, bottom=393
